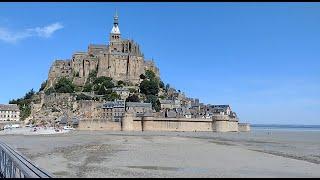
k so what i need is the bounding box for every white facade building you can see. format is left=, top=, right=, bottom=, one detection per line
left=0, top=104, right=20, bottom=121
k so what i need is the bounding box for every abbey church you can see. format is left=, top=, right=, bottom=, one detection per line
left=46, top=12, right=159, bottom=88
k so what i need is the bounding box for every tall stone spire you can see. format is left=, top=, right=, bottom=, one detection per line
left=110, top=9, right=121, bottom=42
left=114, top=9, right=119, bottom=26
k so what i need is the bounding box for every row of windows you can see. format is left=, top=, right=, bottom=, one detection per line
left=0, top=119, right=18, bottom=121
left=0, top=111, right=18, bottom=114
left=0, top=115, right=17, bottom=118
left=103, top=113, right=124, bottom=116
left=103, top=109, right=125, bottom=112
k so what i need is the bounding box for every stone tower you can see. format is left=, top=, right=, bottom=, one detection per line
left=102, top=10, right=145, bottom=84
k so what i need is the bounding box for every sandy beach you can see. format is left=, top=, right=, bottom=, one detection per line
left=0, top=127, right=71, bottom=135
left=0, top=129, right=319, bottom=178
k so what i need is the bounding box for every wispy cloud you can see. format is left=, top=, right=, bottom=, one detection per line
left=0, top=22, right=63, bottom=44
left=29, top=22, right=63, bottom=38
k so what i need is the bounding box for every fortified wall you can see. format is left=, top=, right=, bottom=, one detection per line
left=78, top=113, right=249, bottom=132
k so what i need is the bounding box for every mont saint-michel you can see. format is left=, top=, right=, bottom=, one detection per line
left=3, top=12, right=250, bottom=133
left=1, top=4, right=320, bottom=179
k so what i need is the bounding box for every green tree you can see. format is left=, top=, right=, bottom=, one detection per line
left=139, top=74, right=146, bottom=79
left=82, top=83, right=92, bottom=92
left=159, top=81, right=165, bottom=89
left=93, top=77, right=114, bottom=95
left=88, top=70, right=98, bottom=83
left=9, top=90, right=35, bottom=120
left=74, top=86, right=82, bottom=92
left=45, top=87, right=55, bottom=95
left=96, top=85, right=113, bottom=95
left=24, top=89, right=35, bottom=99
left=39, top=80, right=47, bottom=92
left=74, top=71, right=80, bottom=77
left=146, top=95, right=161, bottom=112
left=128, top=88, right=137, bottom=93
left=93, top=76, right=114, bottom=95
left=145, top=70, right=156, bottom=80
left=76, top=93, right=92, bottom=100
left=20, top=104, right=31, bottom=120
left=103, top=92, right=120, bottom=101
left=139, top=79, right=159, bottom=95
left=9, top=98, right=20, bottom=105
left=93, top=76, right=113, bottom=86
left=126, top=94, right=140, bottom=102
left=117, top=80, right=125, bottom=87
left=54, top=77, right=75, bottom=93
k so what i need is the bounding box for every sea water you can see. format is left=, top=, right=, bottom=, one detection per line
left=251, top=124, right=320, bottom=132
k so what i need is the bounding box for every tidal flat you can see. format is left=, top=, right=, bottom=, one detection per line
left=1, top=130, right=320, bottom=178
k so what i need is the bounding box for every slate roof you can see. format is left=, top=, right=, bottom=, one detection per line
left=0, top=104, right=19, bottom=111
left=159, top=100, right=173, bottom=104
left=102, top=100, right=125, bottom=109
left=210, top=105, right=230, bottom=110
left=126, top=102, right=152, bottom=108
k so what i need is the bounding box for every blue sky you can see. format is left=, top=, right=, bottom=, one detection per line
left=0, top=3, right=319, bottom=125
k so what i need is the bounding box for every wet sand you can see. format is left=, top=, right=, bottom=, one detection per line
left=0, top=130, right=320, bottom=178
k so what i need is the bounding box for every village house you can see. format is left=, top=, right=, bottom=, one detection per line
left=101, top=100, right=126, bottom=122
left=160, top=99, right=174, bottom=109
left=0, top=104, right=20, bottom=122
left=125, top=102, right=153, bottom=117
left=112, top=87, right=130, bottom=99
left=211, top=105, right=232, bottom=115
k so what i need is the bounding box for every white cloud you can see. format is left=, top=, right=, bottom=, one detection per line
left=0, top=28, right=31, bottom=43
left=29, top=22, right=64, bottom=38
left=0, top=22, right=63, bottom=44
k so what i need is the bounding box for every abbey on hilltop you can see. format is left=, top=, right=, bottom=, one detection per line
left=8, top=11, right=250, bottom=132
left=46, top=11, right=159, bottom=89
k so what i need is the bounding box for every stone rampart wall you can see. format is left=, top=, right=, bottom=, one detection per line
left=228, top=121, right=239, bottom=132
left=239, top=123, right=250, bottom=132
left=77, top=116, right=242, bottom=132
left=78, top=119, right=121, bottom=131
left=214, top=120, right=229, bottom=132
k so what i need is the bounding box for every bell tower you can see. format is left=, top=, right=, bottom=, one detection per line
left=110, top=10, right=121, bottom=42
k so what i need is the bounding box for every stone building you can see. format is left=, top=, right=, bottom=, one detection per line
left=159, top=99, right=174, bottom=109
left=211, top=105, right=231, bottom=115
left=191, top=98, right=200, bottom=107
left=184, top=108, right=192, bottom=118
left=112, top=87, right=130, bottom=99
left=101, top=100, right=125, bottom=122
left=125, top=102, right=153, bottom=117
left=46, top=11, right=160, bottom=89
left=0, top=104, right=20, bottom=121
left=165, top=109, right=177, bottom=118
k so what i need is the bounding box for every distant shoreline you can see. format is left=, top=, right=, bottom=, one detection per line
left=251, top=124, right=320, bottom=128
left=251, top=124, right=320, bottom=132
